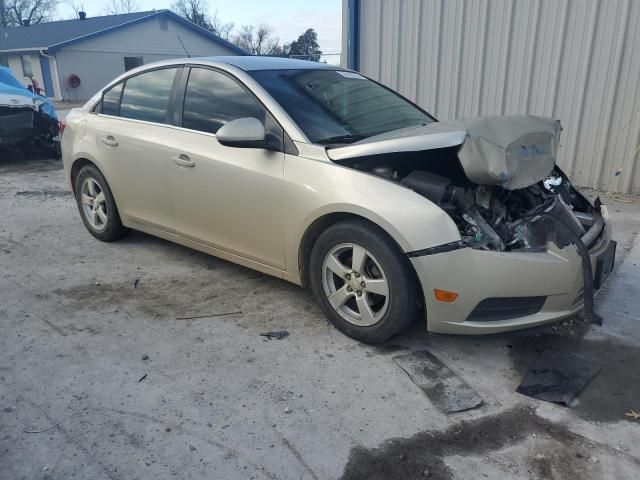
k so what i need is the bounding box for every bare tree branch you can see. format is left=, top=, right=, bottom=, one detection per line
left=171, top=0, right=210, bottom=29
left=234, top=23, right=280, bottom=55
left=102, top=0, right=140, bottom=15
left=3, top=0, right=58, bottom=26
left=210, top=10, right=233, bottom=40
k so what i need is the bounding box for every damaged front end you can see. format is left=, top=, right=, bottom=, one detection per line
left=328, top=115, right=614, bottom=325
left=0, top=66, right=59, bottom=157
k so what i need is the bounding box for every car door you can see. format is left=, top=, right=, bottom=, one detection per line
left=91, top=66, right=181, bottom=231
left=168, top=67, right=286, bottom=270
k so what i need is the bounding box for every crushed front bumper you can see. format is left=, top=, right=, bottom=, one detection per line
left=410, top=204, right=614, bottom=334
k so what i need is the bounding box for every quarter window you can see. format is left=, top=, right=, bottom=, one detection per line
left=119, top=68, right=177, bottom=124
left=101, top=82, right=123, bottom=116
left=182, top=68, right=265, bottom=134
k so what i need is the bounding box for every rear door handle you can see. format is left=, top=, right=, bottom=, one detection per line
left=172, top=154, right=195, bottom=168
left=100, top=135, right=118, bottom=147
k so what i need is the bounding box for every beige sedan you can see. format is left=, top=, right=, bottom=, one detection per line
left=61, top=56, right=615, bottom=343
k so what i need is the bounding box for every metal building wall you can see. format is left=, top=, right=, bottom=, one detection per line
left=347, top=0, right=640, bottom=193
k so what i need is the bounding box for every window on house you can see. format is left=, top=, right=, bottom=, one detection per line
left=159, top=17, right=168, bottom=30
left=0, top=56, right=8, bottom=67
left=124, top=57, right=144, bottom=71
left=21, top=56, right=33, bottom=77
left=119, top=68, right=177, bottom=123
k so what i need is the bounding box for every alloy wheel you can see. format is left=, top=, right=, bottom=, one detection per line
left=80, top=177, right=108, bottom=231
left=321, top=243, right=390, bottom=326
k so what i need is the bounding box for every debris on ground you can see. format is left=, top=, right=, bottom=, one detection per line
left=260, top=331, right=290, bottom=340
left=175, top=311, right=242, bottom=320
left=625, top=409, right=640, bottom=420
left=23, top=410, right=84, bottom=434
left=141, top=354, right=149, bottom=361
left=133, top=279, right=140, bottom=289
left=393, top=350, right=483, bottom=413
left=516, top=351, right=601, bottom=405
left=138, top=374, right=147, bottom=383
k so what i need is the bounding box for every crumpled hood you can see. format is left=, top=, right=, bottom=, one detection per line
left=327, top=115, right=561, bottom=190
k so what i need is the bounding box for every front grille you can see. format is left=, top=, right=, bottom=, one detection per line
left=467, top=296, right=547, bottom=322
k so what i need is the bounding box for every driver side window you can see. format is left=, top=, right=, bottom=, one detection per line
left=182, top=68, right=266, bottom=135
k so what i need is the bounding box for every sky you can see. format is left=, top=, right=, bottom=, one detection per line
left=57, top=0, right=343, bottom=63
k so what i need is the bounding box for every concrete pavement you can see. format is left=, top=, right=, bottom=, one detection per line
left=1, top=157, right=640, bottom=479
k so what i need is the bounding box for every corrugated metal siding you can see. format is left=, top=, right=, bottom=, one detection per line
left=350, top=0, right=640, bottom=193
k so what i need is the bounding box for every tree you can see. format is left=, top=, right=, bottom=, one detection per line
left=234, top=24, right=280, bottom=56
left=103, top=0, right=140, bottom=15
left=1, top=0, right=7, bottom=27
left=65, top=0, right=83, bottom=17
left=288, top=28, right=322, bottom=61
left=2, top=0, right=58, bottom=26
left=172, top=0, right=210, bottom=30
left=210, top=10, right=233, bottom=40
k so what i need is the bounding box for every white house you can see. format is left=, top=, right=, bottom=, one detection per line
left=0, top=9, right=247, bottom=102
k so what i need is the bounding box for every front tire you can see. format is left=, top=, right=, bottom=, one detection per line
left=74, top=164, right=129, bottom=242
left=309, top=219, right=419, bottom=344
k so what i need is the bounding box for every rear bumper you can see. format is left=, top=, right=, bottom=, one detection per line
left=411, top=205, right=614, bottom=334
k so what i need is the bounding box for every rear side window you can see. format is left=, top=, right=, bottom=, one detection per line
left=119, top=68, right=177, bottom=124
left=101, top=82, right=123, bottom=115
left=182, top=68, right=265, bottom=134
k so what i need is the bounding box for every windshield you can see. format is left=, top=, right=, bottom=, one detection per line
left=248, top=69, right=435, bottom=144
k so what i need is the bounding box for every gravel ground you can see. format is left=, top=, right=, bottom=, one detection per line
left=1, top=156, right=640, bottom=479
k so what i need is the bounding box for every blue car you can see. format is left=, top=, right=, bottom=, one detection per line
left=0, top=66, right=59, bottom=156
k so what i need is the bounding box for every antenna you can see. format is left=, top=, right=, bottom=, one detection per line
left=176, top=34, right=191, bottom=58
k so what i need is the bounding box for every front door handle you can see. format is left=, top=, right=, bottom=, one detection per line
left=100, top=135, right=118, bottom=147
left=172, top=154, right=195, bottom=168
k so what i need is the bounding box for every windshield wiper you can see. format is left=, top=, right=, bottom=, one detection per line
left=316, top=134, right=367, bottom=145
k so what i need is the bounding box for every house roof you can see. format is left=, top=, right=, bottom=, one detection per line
left=0, top=9, right=248, bottom=55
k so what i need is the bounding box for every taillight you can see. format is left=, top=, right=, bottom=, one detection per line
left=59, top=119, right=66, bottom=136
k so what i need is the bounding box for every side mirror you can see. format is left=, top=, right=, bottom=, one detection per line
left=216, top=117, right=266, bottom=148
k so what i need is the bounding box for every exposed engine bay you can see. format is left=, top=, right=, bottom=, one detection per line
left=346, top=147, right=601, bottom=253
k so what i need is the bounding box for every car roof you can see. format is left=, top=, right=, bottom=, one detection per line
left=195, top=56, right=339, bottom=71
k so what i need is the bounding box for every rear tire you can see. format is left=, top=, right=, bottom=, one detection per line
left=309, top=219, right=419, bottom=344
left=74, top=164, right=129, bottom=242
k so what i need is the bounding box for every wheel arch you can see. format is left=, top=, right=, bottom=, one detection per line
left=69, top=157, right=108, bottom=194
left=297, top=212, right=424, bottom=306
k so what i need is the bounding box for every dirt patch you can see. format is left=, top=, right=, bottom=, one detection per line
left=0, top=156, right=62, bottom=173
left=339, top=406, right=600, bottom=480
left=15, top=189, right=71, bottom=198
left=52, top=276, right=242, bottom=319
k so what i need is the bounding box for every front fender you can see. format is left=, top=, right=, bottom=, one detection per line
left=283, top=155, right=461, bottom=281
